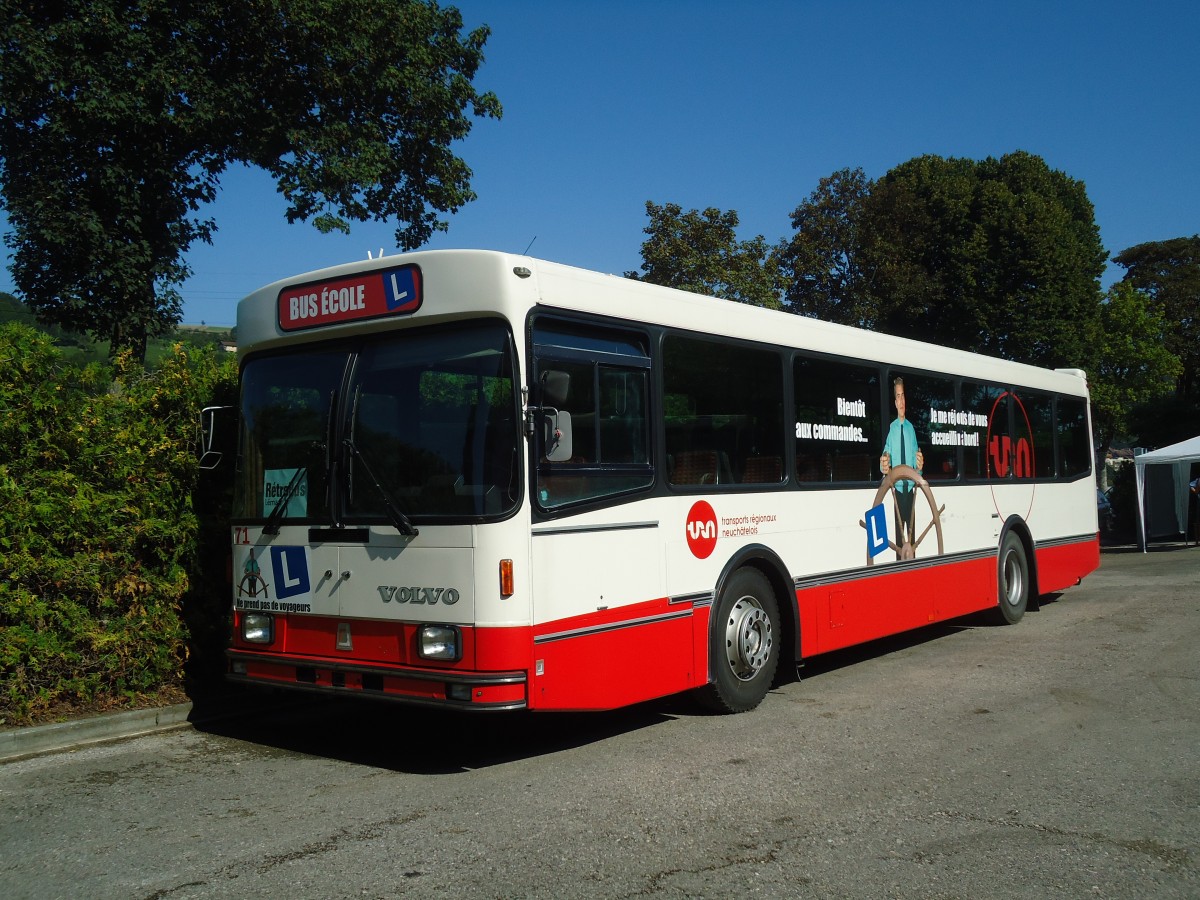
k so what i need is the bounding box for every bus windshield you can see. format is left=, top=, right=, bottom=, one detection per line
left=233, top=319, right=520, bottom=524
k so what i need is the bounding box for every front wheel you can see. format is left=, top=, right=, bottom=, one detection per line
left=697, top=568, right=780, bottom=713
left=993, top=531, right=1029, bottom=625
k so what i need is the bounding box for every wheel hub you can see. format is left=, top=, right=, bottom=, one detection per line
left=1003, top=551, right=1024, bottom=606
left=726, top=597, right=773, bottom=681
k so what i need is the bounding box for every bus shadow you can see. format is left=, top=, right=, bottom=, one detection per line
left=194, top=689, right=686, bottom=774
left=789, top=622, right=974, bottom=683
left=1102, top=542, right=1198, bottom=554
left=195, top=599, right=1068, bottom=770
left=781, top=596, right=1063, bottom=683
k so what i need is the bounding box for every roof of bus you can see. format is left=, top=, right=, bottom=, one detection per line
left=236, top=248, right=1089, bottom=396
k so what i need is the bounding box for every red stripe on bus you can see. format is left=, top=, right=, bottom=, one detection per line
left=1034, top=537, right=1100, bottom=595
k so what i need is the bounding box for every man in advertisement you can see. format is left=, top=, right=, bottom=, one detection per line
left=879, top=376, right=924, bottom=543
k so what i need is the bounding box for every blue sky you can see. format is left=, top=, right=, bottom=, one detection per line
left=2, top=1, right=1197, bottom=326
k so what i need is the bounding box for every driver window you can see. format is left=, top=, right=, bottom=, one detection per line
left=532, top=319, right=653, bottom=510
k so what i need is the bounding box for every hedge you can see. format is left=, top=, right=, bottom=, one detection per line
left=0, top=323, right=237, bottom=725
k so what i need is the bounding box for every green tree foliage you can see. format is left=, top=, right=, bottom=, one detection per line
left=626, top=201, right=782, bottom=309
left=1089, top=281, right=1182, bottom=455
left=1125, top=393, right=1200, bottom=452
left=861, top=151, right=1107, bottom=368
left=0, top=292, right=36, bottom=328
left=1111, top=236, right=1200, bottom=401
left=773, top=153, right=1106, bottom=369
left=1, top=291, right=234, bottom=367
left=0, top=0, right=500, bottom=361
left=774, top=167, right=876, bottom=326
left=0, top=323, right=237, bottom=724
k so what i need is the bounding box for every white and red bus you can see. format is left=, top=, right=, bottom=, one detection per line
left=219, top=249, right=1099, bottom=713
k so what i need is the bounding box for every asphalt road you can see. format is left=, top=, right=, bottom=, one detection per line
left=2, top=546, right=1197, bottom=899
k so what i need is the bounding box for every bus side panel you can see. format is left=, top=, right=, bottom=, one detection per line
left=530, top=600, right=696, bottom=710
left=1034, top=537, right=1100, bottom=595
left=931, top=555, right=999, bottom=620
left=691, top=601, right=713, bottom=691
left=799, top=556, right=995, bottom=657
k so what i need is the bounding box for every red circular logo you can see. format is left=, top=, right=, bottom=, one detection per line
left=686, top=501, right=718, bottom=559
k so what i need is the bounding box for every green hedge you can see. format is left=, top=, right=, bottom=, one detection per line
left=0, top=323, right=237, bottom=725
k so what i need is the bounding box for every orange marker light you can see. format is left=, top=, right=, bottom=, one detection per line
left=499, top=559, right=514, bottom=598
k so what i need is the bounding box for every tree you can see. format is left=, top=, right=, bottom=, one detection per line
left=1112, top=236, right=1200, bottom=402
left=626, top=202, right=781, bottom=309
left=1088, top=281, right=1182, bottom=457
left=773, top=167, right=876, bottom=326
left=860, top=151, right=1107, bottom=368
left=0, top=292, right=35, bottom=328
left=0, top=0, right=500, bottom=361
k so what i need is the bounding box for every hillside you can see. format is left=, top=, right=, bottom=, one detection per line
left=0, top=292, right=235, bottom=365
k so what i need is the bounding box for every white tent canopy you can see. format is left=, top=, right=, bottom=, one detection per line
left=1134, top=434, right=1200, bottom=551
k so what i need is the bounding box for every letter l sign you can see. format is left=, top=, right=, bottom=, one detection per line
left=866, top=504, right=889, bottom=559
left=271, top=546, right=311, bottom=599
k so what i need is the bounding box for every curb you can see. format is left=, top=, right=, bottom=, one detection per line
left=1, top=703, right=195, bottom=763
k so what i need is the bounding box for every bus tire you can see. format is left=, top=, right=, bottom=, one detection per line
left=994, top=531, right=1029, bottom=625
left=698, top=568, right=780, bottom=713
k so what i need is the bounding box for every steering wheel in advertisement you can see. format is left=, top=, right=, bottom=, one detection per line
left=868, top=464, right=944, bottom=564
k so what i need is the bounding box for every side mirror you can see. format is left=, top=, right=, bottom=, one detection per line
left=543, top=409, right=573, bottom=462
left=198, top=405, right=235, bottom=470
left=541, top=369, right=570, bottom=407
left=535, top=369, right=573, bottom=461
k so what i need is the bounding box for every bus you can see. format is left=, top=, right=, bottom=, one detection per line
left=214, top=248, right=1099, bottom=714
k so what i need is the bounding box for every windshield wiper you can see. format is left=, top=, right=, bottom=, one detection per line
left=262, top=465, right=308, bottom=536
left=343, top=438, right=419, bottom=536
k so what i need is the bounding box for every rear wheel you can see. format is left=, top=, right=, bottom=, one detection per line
left=994, top=532, right=1029, bottom=625
left=698, top=568, right=780, bottom=713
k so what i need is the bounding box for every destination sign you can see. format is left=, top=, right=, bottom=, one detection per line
left=277, top=264, right=422, bottom=331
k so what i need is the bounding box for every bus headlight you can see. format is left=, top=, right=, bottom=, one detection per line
left=241, top=613, right=274, bottom=644
left=417, top=625, right=461, bottom=661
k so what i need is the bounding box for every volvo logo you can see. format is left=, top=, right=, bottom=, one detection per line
left=377, top=585, right=461, bottom=605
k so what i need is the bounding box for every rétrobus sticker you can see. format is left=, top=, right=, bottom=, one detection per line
left=277, top=264, right=422, bottom=331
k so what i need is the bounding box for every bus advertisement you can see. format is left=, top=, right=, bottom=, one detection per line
left=213, top=249, right=1099, bottom=714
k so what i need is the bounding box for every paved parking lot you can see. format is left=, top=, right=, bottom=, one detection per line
left=2, top=546, right=1197, bottom=898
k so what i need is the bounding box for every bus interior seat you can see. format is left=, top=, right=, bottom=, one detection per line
left=741, top=455, right=783, bottom=483
left=670, top=449, right=731, bottom=485
left=796, top=453, right=832, bottom=482
left=833, top=453, right=872, bottom=482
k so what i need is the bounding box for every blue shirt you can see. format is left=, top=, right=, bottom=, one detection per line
left=883, top=418, right=920, bottom=493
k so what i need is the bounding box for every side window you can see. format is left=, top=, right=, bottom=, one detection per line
left=1015, top=391, right=1055, bottom=479
left=884, top=373, right=958, bottom=482
left=532, top=320, right=653, bottom=509
left=961, top=384, right=1056, bottom=481
left=664, top=335, right=784, bottom=486
left=962, top=381, right=1008, bottom=479
left=793, top=356, right=879, bottom=483
left=1057, top=396, right=1092, bottom=478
